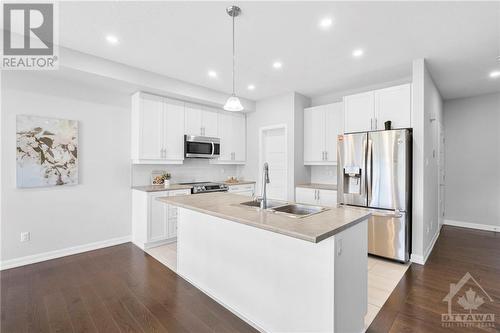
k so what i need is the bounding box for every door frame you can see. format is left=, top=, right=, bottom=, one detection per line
left=258, top=124, right=288, bottom=200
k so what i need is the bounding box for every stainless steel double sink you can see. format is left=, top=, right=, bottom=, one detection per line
left=239, top=199, right=328, bottom=218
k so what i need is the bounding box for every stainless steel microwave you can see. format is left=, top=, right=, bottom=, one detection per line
left=184, top=135, right=220, bottom=159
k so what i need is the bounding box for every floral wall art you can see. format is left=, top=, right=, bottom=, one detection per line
left=16, top=115, right=78, bottom=188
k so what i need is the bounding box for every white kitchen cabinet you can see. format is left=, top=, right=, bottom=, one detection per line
left=184, top=103, right=219, bottom=137
left=344, top=91, right=374, bottom=133
left=131, top=92, right=185, bottom=164
left=132, top=188, right=191, bottom=249
left=304, top=102, right=343, bottom=165
left=227, top=183, right=255, bottom=196
left=374, top=84, right=412, bottom=130
left=214, top=111, right=246, bottom=164
left=295, top=187, right=337, bottom=207
left=202, top=106, right=219, bottom=137
left=163, top=98, right=185, bottom=160
left=132, top=93, right=164, bottom=160
left=344, top=84, right=411, bottom=133
left=184, top=103, right=203, bottom=135
left=295, top=187, right=318, bottom=205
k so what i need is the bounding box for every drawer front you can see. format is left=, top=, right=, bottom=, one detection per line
left=228, top=184, right=254, bottom=192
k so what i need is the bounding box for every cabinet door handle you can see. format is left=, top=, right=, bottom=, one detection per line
left=325, top=151, right=328, bottom=161
left=375, top=118, right=378, bottom=129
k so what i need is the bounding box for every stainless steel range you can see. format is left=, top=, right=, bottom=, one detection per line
left=178, top=182, right=228, bottom=194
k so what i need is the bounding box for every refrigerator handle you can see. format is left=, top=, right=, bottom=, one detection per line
left=366, top=138, right=373, bottom=203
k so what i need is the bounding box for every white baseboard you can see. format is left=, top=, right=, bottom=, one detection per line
left=411, top=228, right=440, bottom=265
left=444, top=219, right=500, bottom=232
left=0, top=235, right=131, bottom=270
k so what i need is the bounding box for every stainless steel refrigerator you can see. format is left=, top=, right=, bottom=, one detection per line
left=337, top=129, right=412, bottom=262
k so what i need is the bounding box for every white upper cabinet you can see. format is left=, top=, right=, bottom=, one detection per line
left=131, top=92, right=185, bottom=164
left=344, top=83, right=411, bottom=133
left=184, top=104, right=218, bottom=137
left=304, top=102, right=343, bottom=165
left=374, top=84, right=412, bottom=130
left=184, top=103, right=203, bottom=136
left=213, top=111, right=246, bottom=164
left=163, top=98, right=185, bottom=160
left=344, top=91, right=374, bottom=133
left=136, top=93, right=164, bottom=160
left=202, top=107, right=219, bottom=137
left=324, top=102, right=344, bottom=163
left=304, top=106, right=325, bottom=163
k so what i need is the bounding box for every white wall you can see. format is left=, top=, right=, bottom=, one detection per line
left=411, top=59, right=443, bottom=264
left=1, top=71, right=131, bottom=264
left=241, top=92, right=309, bottom=201
left=443, top=92, right=500, bottom=229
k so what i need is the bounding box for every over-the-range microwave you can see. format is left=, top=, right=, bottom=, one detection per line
left=184, top=135, right=220, bottom=159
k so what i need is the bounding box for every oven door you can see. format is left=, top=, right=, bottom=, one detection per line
left=184, top=135, right=220, bottom=158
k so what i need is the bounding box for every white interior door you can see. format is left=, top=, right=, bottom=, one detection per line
left=260, top=126, right=287, bottom=201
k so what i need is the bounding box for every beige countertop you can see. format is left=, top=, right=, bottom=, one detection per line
left=297, top=183, right=338, bottom=191
left=132, top=184, right=193, bottom=192
left=158, top=192, right=370, bottom=243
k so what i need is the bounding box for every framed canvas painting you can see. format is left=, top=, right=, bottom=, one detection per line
left=16, top=115, right=78, bottom=188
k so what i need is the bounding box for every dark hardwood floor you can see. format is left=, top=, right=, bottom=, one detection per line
left=368, top=225, right=500, bottom=333
left=2, top=225, right=499, bottom=333
left=0, top=243, right=258, bottom=333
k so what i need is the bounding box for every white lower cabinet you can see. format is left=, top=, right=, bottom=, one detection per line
left=227, top=183, right=255, bottom=197
left=132, top=189, right=191, bottom=249
left=295, top=187, right=337, bottom=207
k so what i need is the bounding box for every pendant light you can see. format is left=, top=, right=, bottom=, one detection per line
left=223, top=5, right=244, bottom=112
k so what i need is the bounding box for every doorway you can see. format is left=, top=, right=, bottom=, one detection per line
left=259, top=125, right=287, bottom=201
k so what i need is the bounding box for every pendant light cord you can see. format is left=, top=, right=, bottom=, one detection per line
left=232, top=9, right=236, bottom=96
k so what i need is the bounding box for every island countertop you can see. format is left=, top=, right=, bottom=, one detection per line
left=158, top=192, right=370, bottom=243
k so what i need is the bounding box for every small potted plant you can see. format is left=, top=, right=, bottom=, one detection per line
left=162, top=172, right=172, bottom=188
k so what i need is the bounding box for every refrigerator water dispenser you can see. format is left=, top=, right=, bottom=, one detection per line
left=343, top=166, right=362, bottom=194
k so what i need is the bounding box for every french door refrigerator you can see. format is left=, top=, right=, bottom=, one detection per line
left=337, top=129, right=412, bottom=262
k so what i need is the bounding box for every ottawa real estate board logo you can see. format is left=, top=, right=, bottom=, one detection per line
left=442, top=272, right=495, bottom=329
left=2, top=2, right=59, bottom=70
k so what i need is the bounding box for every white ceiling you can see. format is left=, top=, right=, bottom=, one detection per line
left=59, top=1, right=500, bottom=101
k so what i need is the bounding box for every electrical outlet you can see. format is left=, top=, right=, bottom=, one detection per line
left=20, top=232, right=30, bottom=242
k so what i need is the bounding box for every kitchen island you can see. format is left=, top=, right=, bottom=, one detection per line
left=158, top=192, right=370, bottom=333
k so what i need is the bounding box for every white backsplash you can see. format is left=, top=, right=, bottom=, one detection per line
left=309, top=165, right=338, bottom=185
left=132, top=159, right=242, bottom=186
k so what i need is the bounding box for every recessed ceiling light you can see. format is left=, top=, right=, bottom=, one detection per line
left=489, top=70, right=500, bottom=78
left=352, top=49, right=364, bottom=58
left=319, top=17, right=333, bottom=29
left=208, top=70, right=217, bottom=78
left=273, top=61, right=283, bottom=69
left=106, top=35, right=119, bottom=45
left=247, top=84, right=255, bottom=91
